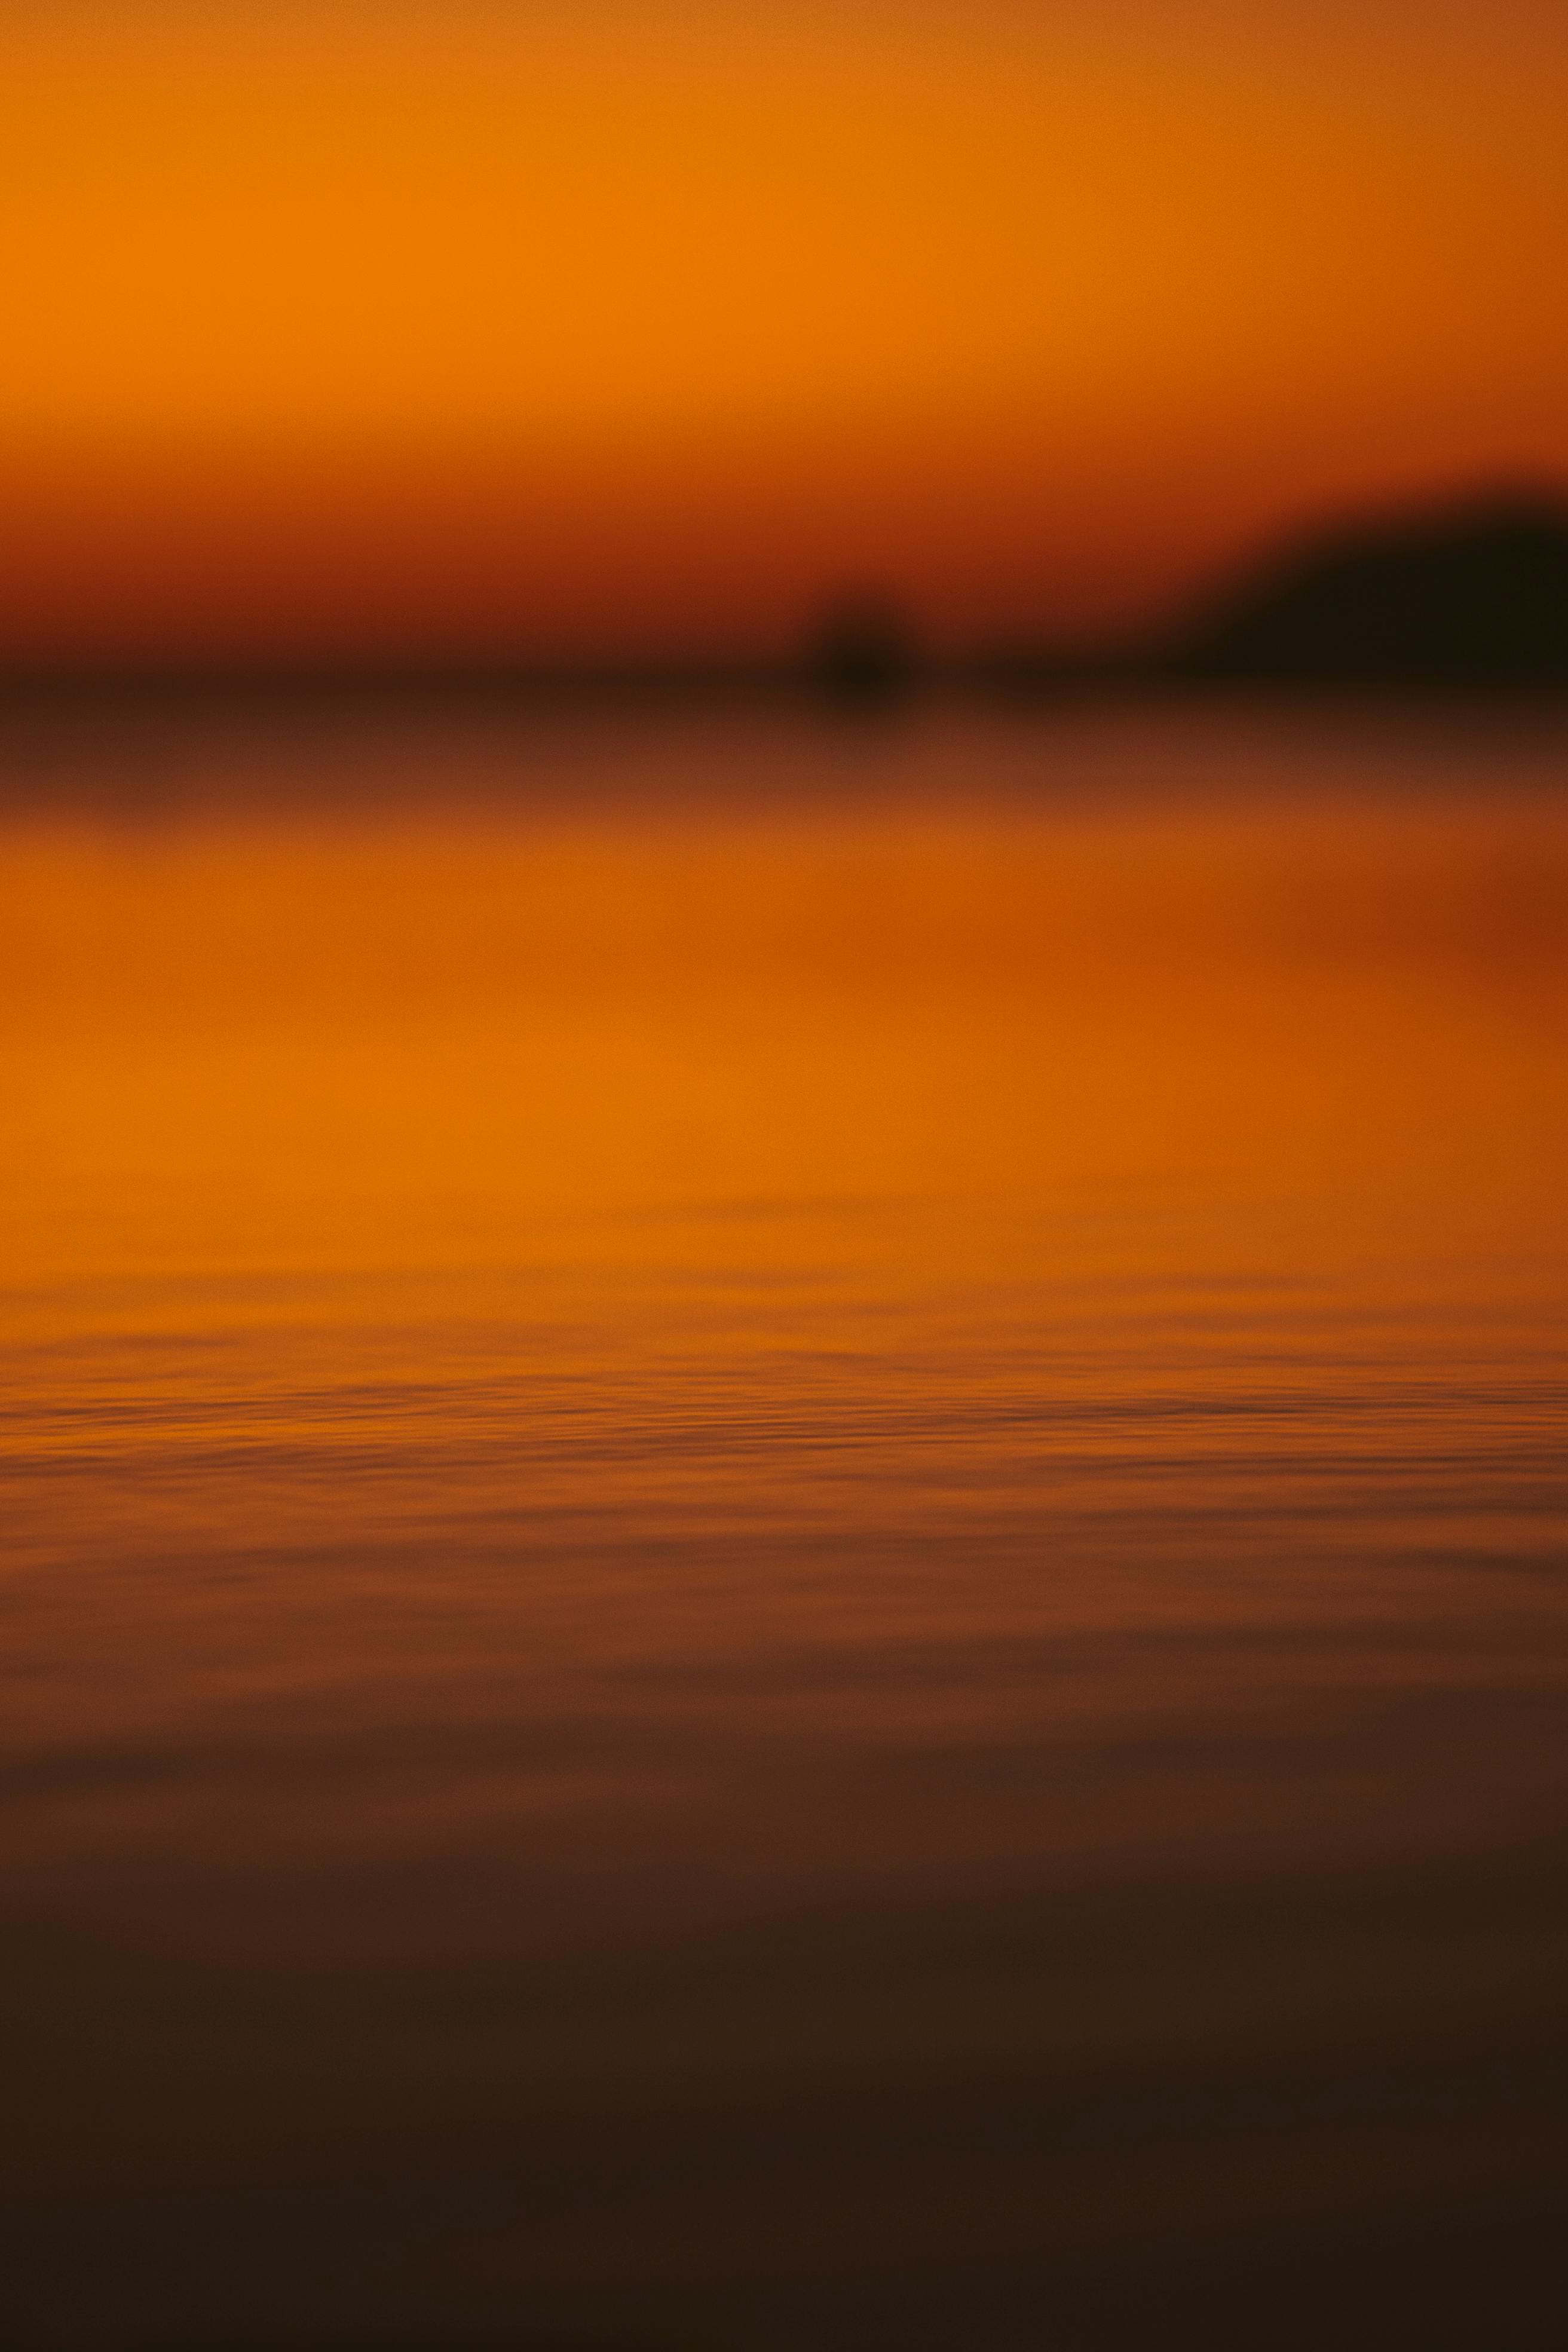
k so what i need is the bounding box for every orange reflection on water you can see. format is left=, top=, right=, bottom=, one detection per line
left=2, top=710, right=1566, bottom=1959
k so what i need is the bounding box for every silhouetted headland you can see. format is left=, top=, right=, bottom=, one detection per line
left=1163, top=485, right=1568, bottom=688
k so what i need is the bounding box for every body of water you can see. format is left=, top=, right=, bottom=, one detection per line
left=4, top=702, right=1566, bottom=2350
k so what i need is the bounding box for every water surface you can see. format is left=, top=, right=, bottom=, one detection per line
left=4, top=702, right=1566, bottom=2348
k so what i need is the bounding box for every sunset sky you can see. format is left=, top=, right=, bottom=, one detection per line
left=3, top=0, right=1566, bottom=663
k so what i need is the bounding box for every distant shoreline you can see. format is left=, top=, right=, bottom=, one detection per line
left=4, top=483, right=1567, bottom=706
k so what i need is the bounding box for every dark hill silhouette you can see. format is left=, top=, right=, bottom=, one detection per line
left=1168, top=487, right=1568, bottom=687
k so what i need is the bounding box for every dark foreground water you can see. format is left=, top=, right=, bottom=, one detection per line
left=3, top=702, right=1567, bottom=2350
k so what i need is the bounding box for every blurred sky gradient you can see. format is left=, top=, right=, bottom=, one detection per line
left=4, top=0, right=1566, bottom=662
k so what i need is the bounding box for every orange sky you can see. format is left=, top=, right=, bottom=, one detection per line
left=3, top=1, right=1566, bottom=662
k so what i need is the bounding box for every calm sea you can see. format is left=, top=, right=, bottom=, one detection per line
left=4, top=701, right=1566, bottom=2351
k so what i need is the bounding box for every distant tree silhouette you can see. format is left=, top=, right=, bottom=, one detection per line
left=805, top=591, right=919, bottom=705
